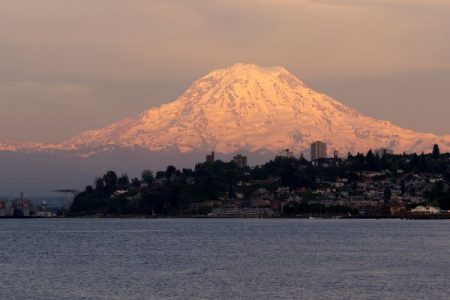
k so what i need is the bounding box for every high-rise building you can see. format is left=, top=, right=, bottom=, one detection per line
left=205, top=151, right=215, bottom=163
left=276, top=149, right=294, bottom=159
left=233, top=154, right=248, bottom=168
left=311, top=141, right=327, bottom=161
left=374, top=148, right=394, bottom=157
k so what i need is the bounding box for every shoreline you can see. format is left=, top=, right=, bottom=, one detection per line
left=2, top=215, right=450, bottom=220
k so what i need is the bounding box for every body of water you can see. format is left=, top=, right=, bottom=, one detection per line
left=1, top=218, right=449, bottom=299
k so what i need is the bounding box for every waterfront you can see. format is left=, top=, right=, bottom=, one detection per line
left=1, top=219, right=450, bottom=299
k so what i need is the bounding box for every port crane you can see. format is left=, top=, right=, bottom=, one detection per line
left=52, top=189, right=78, bottom=214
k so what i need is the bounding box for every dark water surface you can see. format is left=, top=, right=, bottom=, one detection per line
left=1, top=219, right=449, bottom=299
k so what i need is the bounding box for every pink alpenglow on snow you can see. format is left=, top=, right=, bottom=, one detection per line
left=2, top=64, right=450, bottom=155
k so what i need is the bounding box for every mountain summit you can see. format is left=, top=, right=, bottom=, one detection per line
left=59, top=63, right=450, bottom=155
left=4, top=63, right=450, bottom=195
left=6, top=63, right=450, bottom=155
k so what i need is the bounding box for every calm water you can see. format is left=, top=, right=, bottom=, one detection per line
left=1, top=219, right=450, bottom=300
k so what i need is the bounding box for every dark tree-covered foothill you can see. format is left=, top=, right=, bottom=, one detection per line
left=70, top=145, right=450, bottom=216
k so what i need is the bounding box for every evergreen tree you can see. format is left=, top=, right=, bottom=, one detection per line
left=432, top=144, right=441, bottom=159
left=103, top=171, right=118, bottom=194
left=141, top=170, right=154, bottom=185
left=85, top=185, right=94, bottom=193
left=400, top=180, right=405, bottom=195
left=366, top=150, right=380, bottom=171
left=95, top=178, right=105, bottom=192
left=410, top=153, right=420, bottom=171
left=118, top=173, right=130, bottom=188
left=166, top=165, right=177, bottom=181
left=131, top=177, right=140, bottom=187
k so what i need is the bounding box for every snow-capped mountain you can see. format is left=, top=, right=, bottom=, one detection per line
left=3, top=63, right=450, bottom=195
left=2, top=63, right=450, bottom=155
left=0, top=141, right=57, bottom=152
left=59, top=63, right=450, bottom=155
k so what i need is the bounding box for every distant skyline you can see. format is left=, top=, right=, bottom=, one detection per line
left=1, top=0, right=450, bottom=142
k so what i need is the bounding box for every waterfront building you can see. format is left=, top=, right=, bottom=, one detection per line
left=411, top=206, right=441, bottom=214
left=233, top=154, right=248, bottom=168
left=311, top=141, right=327, bottom=161
left=12, top=194, right=33, bottom=217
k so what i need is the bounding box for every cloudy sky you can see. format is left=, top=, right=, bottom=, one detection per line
left=1, top=0, right=449, bottom=142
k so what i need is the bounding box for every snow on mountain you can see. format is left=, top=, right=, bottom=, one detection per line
left=3, top=63, right=450, bottom=155
left=0, top=141, right=59, bottom=152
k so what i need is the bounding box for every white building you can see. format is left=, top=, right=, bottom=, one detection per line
left=276, top=149, right=294, bottom=158
left=411, top=206, right=441, bottom=215
left=233, top=154, right=248, bottom=168
left=311, top=141, right=327, bottom=161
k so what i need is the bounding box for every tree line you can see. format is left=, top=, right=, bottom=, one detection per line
left=70, top=144, right=450, bottom=216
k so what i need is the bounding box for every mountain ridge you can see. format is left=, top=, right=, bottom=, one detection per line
left=2, top=63, right=450, bottom=156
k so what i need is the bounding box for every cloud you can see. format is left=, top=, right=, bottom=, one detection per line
left=0, top=0, right=449, bottom=141
left=312, top=0, right=450, bottom=7
left=0, top=81, right=94, bottom=103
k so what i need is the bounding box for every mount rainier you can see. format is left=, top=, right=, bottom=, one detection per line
left=3, top=63, right=450, bottom=195
left=15, top=63, right=450, bottom=155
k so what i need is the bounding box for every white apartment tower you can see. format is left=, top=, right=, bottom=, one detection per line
left=311, top=141, right=327, bottom=161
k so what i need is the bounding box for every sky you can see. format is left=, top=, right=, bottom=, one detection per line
left=1, top=0, right=450, bottom=142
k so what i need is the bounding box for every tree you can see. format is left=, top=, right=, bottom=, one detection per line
left=400, top=180, right=405, bottom=195
left=141, top=170, right=154, bottom=185
left=436, top=181, right=444, bottom=195
left=103, top=171, right=118, bottom=194
left=410, top=153, right=420, bottom=170
left=118, top=173, right=130, bottom=188
left=166, top=165, right=177, bottom=181
left=131, top=177, right=140, bottom=187
left=384, top=187, right=392, bottom=203
left=432, top=144, right=440, bottom=159
left=95, top=178, right=105, bottom=192
left=366, top=150, right=380, bottom=171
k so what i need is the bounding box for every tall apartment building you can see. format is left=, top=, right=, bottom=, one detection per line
left=233, top=154, right=248, bottom=168
left=205, top=151, right=215, bottom=163
left=311, top=141, right=327, bottom=161
left=374, top=148, right=394, bottom=157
